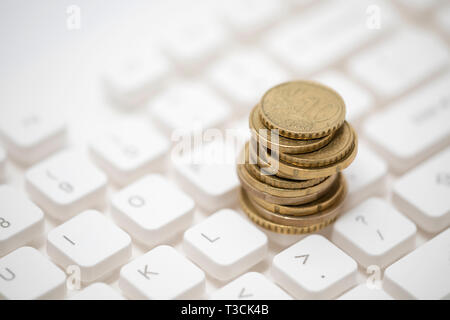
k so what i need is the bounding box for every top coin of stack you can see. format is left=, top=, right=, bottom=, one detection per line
left=237, top=80, right=358, bottom=235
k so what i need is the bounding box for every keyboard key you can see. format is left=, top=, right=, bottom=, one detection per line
left=111, top=174, right=195, bottom=247
left=364, top=72, right=450, bottom=173
left=210, top=272, right=292, bottom=300
left=272, top=235, right=357, bottom=299
left=344, top=142, right=388, bottom=209
left=183, top=209, right=268, bottom=281
left=0, top=109, right=66, bottom=166
left=119, top=245, right=205, bottom=299
left=172, top=139, right=240, bottom=212
left=313, top=71, right=374, bottom=122
left=338, top=284, right=393, bottom=300
left=393, top=147, right=450, bottom=233
left=207, top=49, right=288, bottom=111
left=0, top=146, right=5, bottom=179
left=70, top=283, right=125, bottom=300
left=384, top=228, right=450, bottom=299
left=26, top=149, right=107, bottom=221
left=47, top=210, right=132, bottom=283
left=0, top=185, right=44, bottom=257
left=89, top=120, right=169, bottom=186
left=102, top=44, right=170, bottom=107
left=349, top=27, right=449, bottom=98
left=434, top=3, right=450, bottom=35
left=149, top=82, right=231, bottom=135
left=217, top=0, right=283, bottom=36
left=264, top=0, right=398, bottom=74
left=332, top=198, right=417, bottom=268
left=0, top=247, right=66, bottom=300
left=162, top=9, right=228, bottom=71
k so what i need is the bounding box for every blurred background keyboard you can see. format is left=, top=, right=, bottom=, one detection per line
left=0, top=0, right=449, bottom=300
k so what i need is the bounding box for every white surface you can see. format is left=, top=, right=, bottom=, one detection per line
left=0, top=185, right=44, bottom=257
left=349, top=27, right=449, bottom=98
left=47, top=210, right=132, bottom=283
left=69, top=282, right=125, bottom=300
left=183, top=209, right=268, bottom=281
left=384, top=228, right=450, bottom=300
left=0, top=247, right=66, bottom=300
left=89, top=119, right=169, bottom=186
left=0, top=146, right=5, bottom=179
left=434, top=3, right=450, bottom=35
left=119, top=245, right=205, bottom=299
left=111, top=174, right=195, bottom=246
left=393, top=147, right=450, bottom=233
left=332, top=198, right=417, bottom=268
left=272, top=235, right=358, bottom=299
left=25, top=148, right=108, bottom=220
left=210, top=272, right=292, bottom=300
left=338, top=284, right=393, bottom=300
left=0, top=108, right=66, bottom=166
left=364, top=71, right=450, bottom=173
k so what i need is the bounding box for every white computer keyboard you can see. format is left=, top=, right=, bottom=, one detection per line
left=0, top=0, right=449, bottom=300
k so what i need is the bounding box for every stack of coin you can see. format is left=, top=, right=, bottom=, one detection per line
left=237, top=81, right=358, bottom=235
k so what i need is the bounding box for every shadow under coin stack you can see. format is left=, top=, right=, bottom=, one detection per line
left=238, top=81, right=358, bottom=234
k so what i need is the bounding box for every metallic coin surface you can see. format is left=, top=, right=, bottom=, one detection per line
left=278, top=121, right=353, bottom=167
left=237, top=145, right=338, bottom=205
left=239, top=188, right=341, bottom=235
left=260, top=81, right=346, bottom=139
left=248, top=173, right=343, bottom=216
left=244, top=174, right=346, bottom=227
left=249, top=105, right=334, bottom=154
left=250, top=128, right=358, bottom=180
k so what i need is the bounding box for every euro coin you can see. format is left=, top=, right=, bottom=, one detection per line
left=260, top=81, right=346, bottom=139
left=249, top=104, right=334, bottom=154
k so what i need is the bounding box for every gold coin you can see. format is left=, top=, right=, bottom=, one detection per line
left=277, top=121, right=353, bottom=168
left=245, top=162, right=325, bottom=189
left=260, top=81, right=346, bottom=139
left=248, top=173, right=343, bottom=216
left=237, top=145, right=338, bottom=205
left=249, top=104, right=334, bottom=154
left=239, top=188, right=340, bottom=235
left=250, top=128, right=358, bottom=180
left=244, top=175, right=346, bottom=227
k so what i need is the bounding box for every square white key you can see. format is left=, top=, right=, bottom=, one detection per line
left=332, top=198, right=417, bottom=269
left=0, top=109, right=66, bottom=166
left=0, top=185, right=44, bottom=257
left=183, top=209, right=268, bottom=281
left=217, top=0, right=283, bottom=36
left=344, top=142, right=387, bottom=209
left=264, top=0, right=398, bottom=74
left=0, top=247, right=66, bottom=300
left=207, top=49, right=288, bottom=110
left=349, top=27, right=449, bottom=98
left=162, top=9, right=228, bottom=71
left=70, top=283, right=125, bottom=300
left=384, top=228, right=450, bottom=299
left=313, top=71, right=374, bottom=122
left=149, top=82, right=231, bottom=135
left=89, top=120, right=169, bottom=186
left=272, top=235, right=357, bottom=299
left=119, top=245, right=205, bottom=299
left=111, top=174, right=195, bottom=247
left=102, top=44, right=170, bottom=107
left=0, top=146, right=5, bottom=179
left=25, top=149, right=107, bottom=221
left=47, top=210, right=132, bottom=283
left=172, top=139, right=240, bottom=212
left=210, top=272, right=292, bottom=300
left=338, top=284, right=393, bottom=300
left=364, top=72, right=450, bottom=173
left=393, top=147, right=450, bottom=233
